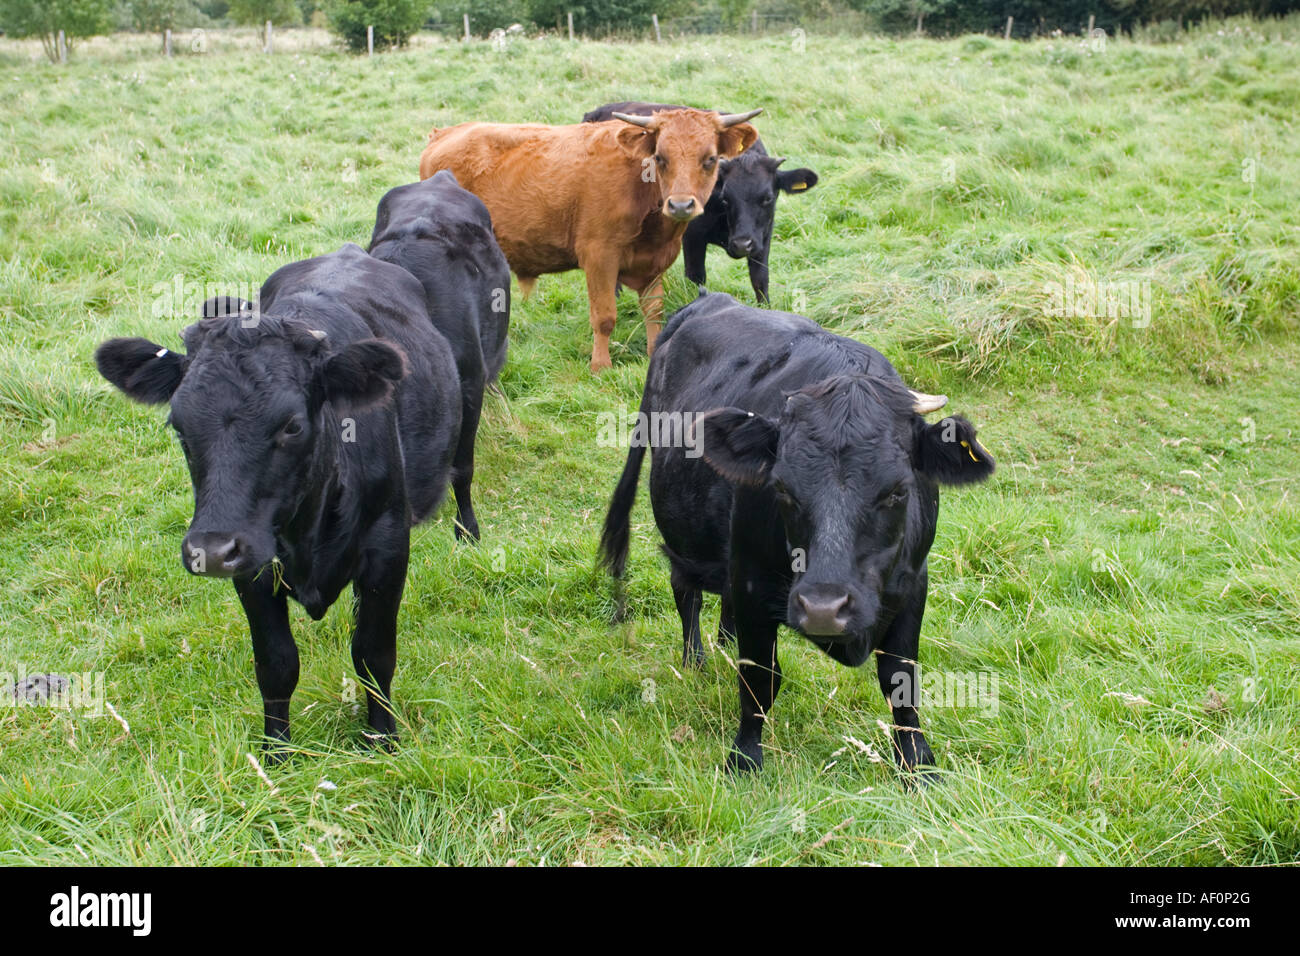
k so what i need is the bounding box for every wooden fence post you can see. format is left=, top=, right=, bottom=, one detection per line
left=367, top=25, right=373, bottom=55
left=1088, top=14, right=1095, bottom=35
left=652, top=13, right=661, bottom=42
left=165, top=28, right=172, bottom=56
left=463, top=14, right=470, bottom=42
left=1005, top=16, right=1013, bottom=39
left=264, top=21, right=272, bottom=54
left=57, top=29, right=67, bottom=63
left=568, top=11, right=574, bottom=41
left=752, top=9, right=758, bottom=32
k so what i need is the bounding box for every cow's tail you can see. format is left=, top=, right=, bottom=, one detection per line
left=599, top=441, right=647, bottom=581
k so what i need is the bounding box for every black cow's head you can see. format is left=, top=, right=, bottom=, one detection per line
left=715, top=154, right=818, bottom=259
left=95, top=298, right=405, bottom=580
left=701, top=376, right=992, bottom=642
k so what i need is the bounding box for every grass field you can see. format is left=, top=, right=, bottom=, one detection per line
left=2, top=22, right=1298, bottom=866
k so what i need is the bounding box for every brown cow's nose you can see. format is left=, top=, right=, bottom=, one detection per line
left=796, top=592, right=851, bottom=636
left=665, top=197, right=697, bottom=220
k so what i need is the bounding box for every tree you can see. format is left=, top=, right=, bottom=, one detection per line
left=0, top=0, right=114, bottom=61
left=227, top=0, right=302, bottom=25
left=131, top=0, right=190, bottom=47
left=326, top=0, right=428, bottom=50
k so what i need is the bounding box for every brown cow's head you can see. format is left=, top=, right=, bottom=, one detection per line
left=613, top=108, right=761, bottom=222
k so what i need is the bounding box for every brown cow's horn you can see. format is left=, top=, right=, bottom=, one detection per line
left=611, top=111, right=653, bottom=128
left=718, top=108, right=763, bottom=127
left=909, top=390, right=948, bottom=414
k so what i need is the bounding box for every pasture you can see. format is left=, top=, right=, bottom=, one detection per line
left=1, top=23, right=1298, bottom=865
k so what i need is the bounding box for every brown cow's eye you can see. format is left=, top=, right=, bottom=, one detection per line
left=703, top=156, right=717, bottom=170
left=655, top=154, right=668, bottom=168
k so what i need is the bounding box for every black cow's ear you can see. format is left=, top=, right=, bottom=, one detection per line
left=701, top=407, right=779, bottom=485
left=200, top=296, right=253, bottom=319
left=776, top=168, right=818, bottom=194
left=319, top=339, right=407, bottom=413
left=95, top=338, right=187, bottom=405
left=914, top=415, right=995, bottom=486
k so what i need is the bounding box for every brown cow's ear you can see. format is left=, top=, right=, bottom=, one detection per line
left=718, top=123, right=759, bottom=158
left=616, top=124, right=655, bottom=160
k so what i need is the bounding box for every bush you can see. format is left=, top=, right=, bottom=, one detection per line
left=0, top=0, right=114, bottom=61
left=327, top=0, right=428, bottom=50
left=227, top=0, right=301, bottom=25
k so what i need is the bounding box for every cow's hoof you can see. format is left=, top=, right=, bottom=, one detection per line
left=261, top=740, right=293, bottom=766
left=725, top=741, right=763, bottom=774
left=893, top=731, right=936, bottom=787
left=715, top=629, right=735, bottom=648
left=590, top=357, right=613, bottom=374
left=682, top=648, right=707, bottom=670
left=362, top=730, right=398, bottom=753
left=454, top=520, right=480, bottom=543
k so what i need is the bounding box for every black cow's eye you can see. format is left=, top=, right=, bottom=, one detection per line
left=761, top=194, right=775, bottom=206
left=281, top=418, right=304, bottom=438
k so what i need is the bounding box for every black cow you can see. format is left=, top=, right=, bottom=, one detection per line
left=368, top=170, right=511, bottom=541
left=583, top=101, right=818, bottom=304
left=600, top=293, right=993, bottom=776
left=95, top=243, right=461, bottom=754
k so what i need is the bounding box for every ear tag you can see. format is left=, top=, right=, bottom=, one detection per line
left=155, top=348, right=169, bottom=359
left=790, top=182, right=807, bottom=191
left=960, top=440, right=980, bottom=463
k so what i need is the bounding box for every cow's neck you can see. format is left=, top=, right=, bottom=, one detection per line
left=276, top=408, right=349, bottom=611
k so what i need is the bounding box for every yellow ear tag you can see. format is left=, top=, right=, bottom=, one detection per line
left=960, top=440, right=980, bottom=463
left=791, top=182, right=807, bottom=191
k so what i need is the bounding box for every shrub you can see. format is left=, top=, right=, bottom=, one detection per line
left=327, top=0, right=428, bottom=50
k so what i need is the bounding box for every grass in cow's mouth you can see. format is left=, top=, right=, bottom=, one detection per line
left=0, top=23, right=1297, bottom=865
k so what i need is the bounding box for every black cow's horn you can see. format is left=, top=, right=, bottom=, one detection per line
left=909, top=390, right=948, bottom=414
left=718, top=108, right=762, bottom=127
left=611, top=111, right=653, bottom=128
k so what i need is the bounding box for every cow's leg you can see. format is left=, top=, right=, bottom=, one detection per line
left=639, top=275, right=666, bottom=355
left=670, top=566, right=705, bottom=669
left=717, top=592, right=736, bottom=647
left=728, top=592, right=781, bottom=773
left=451, top=378, right=483, bottom=542
left=581, top=255, right=619, bottom=373
left=682, top=229, right=708, bottom=293
left=875, top=578, right=936, bottom=781
left=748, top=252, right=771, bottom=306
left=351, top=520, right=408, bottom=745
left=517, top=275, right=537, bottom=300
left=234, top=575, right=298, bottom=761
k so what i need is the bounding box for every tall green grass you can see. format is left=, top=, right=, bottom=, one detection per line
left=0, top=26, right=1296, bottom=865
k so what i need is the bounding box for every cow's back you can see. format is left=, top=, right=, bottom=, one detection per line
left=418, top=121, right=652, bottom=278
left=260, top=244, right=460, bottom=523
left=369, top=172, right=511, bottom=383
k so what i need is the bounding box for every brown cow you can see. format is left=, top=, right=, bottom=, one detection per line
left=418, top=108, right=760, bottom=373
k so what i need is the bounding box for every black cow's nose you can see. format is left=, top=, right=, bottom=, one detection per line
left=181, top=531, right=254, bottom=578
left=666, top=197, right=697, bottom=220
left=795, top=591, right=852, bottom=636
left=730, top=238, right=755, bottom=256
